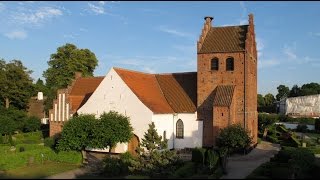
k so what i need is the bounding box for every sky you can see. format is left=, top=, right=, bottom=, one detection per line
left=0, top=1, right=320, bottom=96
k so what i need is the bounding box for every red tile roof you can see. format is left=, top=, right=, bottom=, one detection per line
left=199, top=25, right=248, bottom=53
left=69, top=77, right=104, bottom=112
left=213, top=85, right=235, bottom=107
left=156, top=73, right=197, bottom=113
left=114, top=67, right=197, bottom=114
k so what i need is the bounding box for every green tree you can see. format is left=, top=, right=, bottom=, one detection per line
left=216, top=124, right=252, bottom=154
left=57, top=114, right=97, bottom=152
left=300, top=82, right=320, bottom=96
left=257, top=94, right=265, bottom=107
left=131, top=122, right=180, bottom=178
left=31, top=78, right=49, bottom=97
left=43, top=43, right=98, bottom=89
left=139, top=122, right=167, bottom=153
left=264, top=93, right=276, bottom=107
left=42, top=43, right=98, bottom=113
left=0, top=114, right=16, bottom=144
left=92, top=111, right=133, bottom=153
left=276, top=85, right=290, bottom=101
left=0, top=59, right=34, bottom=109
left=289, top=84, right=301, bottom=97
left=23, top=116, right=41, bottom=132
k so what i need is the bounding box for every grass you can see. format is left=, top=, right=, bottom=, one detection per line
left=0, top=161, right=80, bottom=179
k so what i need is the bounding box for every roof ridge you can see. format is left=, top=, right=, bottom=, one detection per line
left=113, top=67, right=153, bottom=75
left=213, top=25, right=249, bottom=28
left=158, top=71, right=197, bottom=75
left=154, top=74, right=175, bottom=113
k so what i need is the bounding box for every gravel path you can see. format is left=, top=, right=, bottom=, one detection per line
left=221, top=141, right=280, bottom=179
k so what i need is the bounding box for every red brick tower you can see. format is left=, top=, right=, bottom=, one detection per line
left=197, top=14, right=258, bottom=147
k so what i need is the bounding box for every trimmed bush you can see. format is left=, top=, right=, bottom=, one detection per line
left=171, top=162, right=196, bottom=178
left=205, top=149, right=219, bottom=171
left=192, top=147, right=206, bottom=165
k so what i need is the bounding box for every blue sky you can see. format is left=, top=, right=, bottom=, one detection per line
left=0, top=1, right=319, bottom=96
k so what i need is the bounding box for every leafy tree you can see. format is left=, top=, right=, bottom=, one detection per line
left=92, top=111, right=133, bottom=153
left=216, top=124, right=252, bottom=154
left=43, top=43, right=98, bottom=89
left=276, top=85, right=290, bottom=101
left=0, top=59, right=34, bottom=109
left=264, top=93, right=276, bottom=107
left=0, top=114, right=16, bottom=144
left=300, top=82, right=320, bottom=96
left=42, top=43, right=98, bottom=113
left=23, top=116, right=41, bottom=132
left=0, top=107, right=28, bottom=132
left=289, top=84, right=301, bottom=97
left=257, top=94, right=265, bottom=107
left=57, top=114, right=97, bottom=152
left=31, top=78, right=49, bottom=97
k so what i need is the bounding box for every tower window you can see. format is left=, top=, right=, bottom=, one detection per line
left=226, top=57, right=234, bottom=71
left=176, top=119, right=184, bottom=139
left=211, top=58, right=219, bottom=70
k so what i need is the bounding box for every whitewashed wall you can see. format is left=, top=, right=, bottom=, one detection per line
left=152, top=113, right=203, bottom=149
left=78, top=68, right=153, bottom=153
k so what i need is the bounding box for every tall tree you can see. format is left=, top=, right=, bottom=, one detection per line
left=43, top=43, right=98, bottom=89
left=257, top=94, right=265, bottom=107
left=276, top=85, right=290, bottom=101
left=289, top=84, right=301, bottom=97
left=264, top=93, right=275, bottom=107
left=32, top=78, right=49, bottom=97
left=0, top=59, right=34, bottom=109
left=300, top=82, right=320, bottom=96
left=42, top=43, right=98, bottom=113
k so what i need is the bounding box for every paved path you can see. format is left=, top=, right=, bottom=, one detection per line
left=46, top=151, right=105, bottom=179
left=221, top=141, right=280, bottom=179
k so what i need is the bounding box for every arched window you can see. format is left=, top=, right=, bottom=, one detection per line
left=176, top=119, right=184, bottom=139
left=226, top=57, right=234, bottom=71
left=211, top=58, right=219, bottom=70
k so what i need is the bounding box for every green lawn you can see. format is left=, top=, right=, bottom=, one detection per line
left=0, top=161, right=80, bottom=179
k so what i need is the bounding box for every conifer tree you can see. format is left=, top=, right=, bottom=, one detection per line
left=139, top=122, right=167, bottom=153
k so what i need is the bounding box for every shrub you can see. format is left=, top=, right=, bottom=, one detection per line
left=192, top=147, right=206, bottom=165
left=315, top=118, right=320, bottom=131
left=216, top=124, right=252, bottom=154
left=44, top=137, right=55, bottom=149
left=102, top=155, right=123, bottom=177
left=296, top=124, right=308, bottom=133
left=19, top=146, right=25, bottom=152
left=23, top=116, right=41, bottom=132
left=205, top=149, right=219, bottom=172
left=171, top=162, right=196, bottom=178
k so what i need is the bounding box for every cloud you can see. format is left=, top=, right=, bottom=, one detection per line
left=4, top=30, right=27, bottom=40
left=12, top=6, right=63, bottom=26
left=0, top=2, right=5, bottom=12
left=99, top=1, right=106, bottom=5
left=309, top=32, right=320, bottom=37
left=258, top=59, right=280, bottom=69
left=143, top=67, right=156, bottom=73
left=283, top=44, right=297, bottom=59
left=158, top=26, right=193, bottom=38
left=256, top=37, right=264, bottom=58
left=79, top=28, right=88, bottom=32
left=88, top=2, right=105, bottom=14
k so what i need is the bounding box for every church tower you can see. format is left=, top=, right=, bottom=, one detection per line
left=197, top=14, right=258, bottom=147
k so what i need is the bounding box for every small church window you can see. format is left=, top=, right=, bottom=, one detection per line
left=211, top=58, right=219, bottom=70
left=176, top=119, right=184, bottom=139
left=163, top=131, right=166, bottom=141
left=226, top=57, right=234, bottom=71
